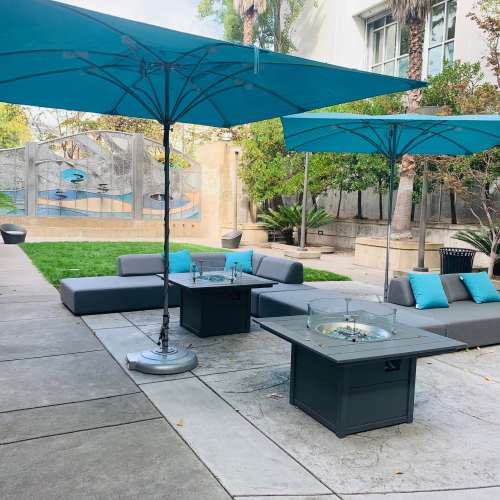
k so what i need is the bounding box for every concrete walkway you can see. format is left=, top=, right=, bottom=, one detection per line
left=2, top=243, right=500, bottom=500
left=0, top=243, right=231, bottom=500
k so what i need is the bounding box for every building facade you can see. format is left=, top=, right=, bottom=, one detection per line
left=293, top=0, right=494, bottom=83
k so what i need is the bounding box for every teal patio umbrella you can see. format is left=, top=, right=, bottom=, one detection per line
left=0, top=0, right=424, bottom=374
left=282, top=113, right=500, bottom=300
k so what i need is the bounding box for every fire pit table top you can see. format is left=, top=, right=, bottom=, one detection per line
left=254, top=315, right=465, bottom=364
left=163, top=272, right=276, bottom=290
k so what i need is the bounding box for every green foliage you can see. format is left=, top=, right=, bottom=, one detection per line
left=20, top=241, right=349, bottom=285
left=421, top=60, right=499, bottom=114
left=20, top=241, right=225, bottom=287
left=259, top=204, right=334, bottom=245
left=198, top=0, right=307, bottom=53
left=302, top=268, right=351, bottom=282
left=0, top=192, right=15, bottom=210
left=0, top=103, right=30, bottom=148
left=453, top=227, right=500, bottom=261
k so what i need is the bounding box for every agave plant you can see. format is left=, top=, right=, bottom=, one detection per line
left=259, top=204, right=334, bottom=246
left=453, top=226, right=500, bottom=276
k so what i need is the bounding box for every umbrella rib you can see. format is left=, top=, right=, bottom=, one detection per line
left=170, top=48, right=211, bottom=119
left=74, top=54, right=163, bottom=119
left=81, top=70, right=161, bottom=120
left=54, top=2, right=166, bottom=64
left=174, top=65, right=305, bottom=123
left=171, top=42, right=232, bottom=65
left=401, top=126, right=474, bottom=155
left=285, top=124, right=385, bottom=155
left=0, top=63, right=131, bottom=85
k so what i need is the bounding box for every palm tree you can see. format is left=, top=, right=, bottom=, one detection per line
left=387, top=0, right=432, bottom=236
left=233, top=0, right=267, bottom=45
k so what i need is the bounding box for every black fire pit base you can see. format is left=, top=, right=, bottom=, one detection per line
left=253, top=315, right=465, bottom=438
left=290, top=344, right=416, bottom=437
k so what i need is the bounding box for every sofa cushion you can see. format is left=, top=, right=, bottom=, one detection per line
left=440, top=273, right=470, bottom=302
left=251, top=283, right=314, bottom=316
left=258, top=289, right=341, bottom=317
left=460, top=272, right=500, bottom=304
left=169, top=250, right=192, bottom=273
left=418, top=301, right=500, bottom=347
left=117, top=253, right=164, bottom=276
left=408, top=272, right=449, bottom=310
left=225, top=250, right=253, bottom=273
left=387, top=277, right=415, bottom=307
left=256, top=256, right=303, bottom=284
left=252, top=253, right=266, bottom=275
left=60, top=275, right=180, bottom=315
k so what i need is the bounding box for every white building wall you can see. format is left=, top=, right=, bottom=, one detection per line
left=292, top=0, right=495, bottom=82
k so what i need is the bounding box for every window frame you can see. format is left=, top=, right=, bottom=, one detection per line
left=366, top=11, right=410, bottom=78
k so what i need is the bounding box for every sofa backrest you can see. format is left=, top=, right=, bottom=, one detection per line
left=387, top=277, right=415, bottom=307
left=117, top=253, right=164, bottom=276
left=388, top=273, right=471, bottom=307
left=440, top=273, right=471, bottom=302
left=117, top=251, right=303, bottom=284
left=254, top=256, right=303, bottom=284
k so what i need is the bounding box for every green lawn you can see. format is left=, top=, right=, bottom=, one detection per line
left=20, top=241, right=350, bottom=287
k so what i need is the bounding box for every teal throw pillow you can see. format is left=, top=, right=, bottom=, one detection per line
left=168, top=250, right=192, bottom=273
left=460, top=272, right=500, bottom=304
left=224, top=250, right=253, bottom=273
left=408, top=272, right=449, bottom=310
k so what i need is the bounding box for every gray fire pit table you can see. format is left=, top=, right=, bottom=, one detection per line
left=254, top=315, right=465, bottom=437
left=166, top=272, right=275, bottom=337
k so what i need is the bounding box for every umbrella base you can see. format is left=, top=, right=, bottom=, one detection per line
left=126, top=345, right=198, bottom=375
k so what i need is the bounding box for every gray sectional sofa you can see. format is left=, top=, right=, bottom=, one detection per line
left=387, top=274, right=500, bottom=347
left=60, top=250, right=500, bottom=348
left=60, top=251, right=306, bottom=316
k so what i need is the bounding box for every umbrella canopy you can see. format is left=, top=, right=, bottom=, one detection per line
left=0, top=0, right=425, bottom=375
left=282, top=113, right=500, bottom=157
left=0, top=0, right=424, bottom=126
left=281, top=112, right=500, bottom=299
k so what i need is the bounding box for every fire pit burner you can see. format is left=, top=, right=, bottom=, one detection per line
left=314, top=320, right=393, bottom=342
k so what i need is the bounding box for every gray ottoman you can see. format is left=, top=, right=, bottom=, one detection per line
left=60, top=275, right=179, bottom=315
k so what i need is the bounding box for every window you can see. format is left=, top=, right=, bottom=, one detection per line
left=427, top=0, right=456, bottom=76
left=367, top=14, right=410, bottom=78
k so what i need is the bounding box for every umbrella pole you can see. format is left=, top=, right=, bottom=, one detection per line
left=384, top=153, right=396, bottom=302
left=126, top=122, right=198, bottom=375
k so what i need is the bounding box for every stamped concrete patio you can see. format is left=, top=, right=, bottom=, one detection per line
left=1, top=242, right=499, bottom=500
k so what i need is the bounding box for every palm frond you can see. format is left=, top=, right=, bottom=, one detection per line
left=386, top=0, right=432, bottom=24
left=453, top=227, right=500, bottom=259
left=233, top=0, right=267, bottom=16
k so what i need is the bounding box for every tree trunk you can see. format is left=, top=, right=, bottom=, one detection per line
left=243, top=10, right=255, bottom=45
left=392, top=17, right=425, bottom=238
left=392, top=172, right=415, bottom=236
left=411, top=200, right=415, bottom=222
left=336, top=188, right=343, bottom=218
left=356, top=190, right=363, bottom=219
left=378, top=179, right=383, bottom=220
left=273, top=1, right=282, bottom=52
left=488, top=248, right=496, bottom=278
left=449, top=189, right=457, bottom=224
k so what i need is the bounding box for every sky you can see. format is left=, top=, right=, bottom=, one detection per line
left=58, top=0, right=224, bottom=38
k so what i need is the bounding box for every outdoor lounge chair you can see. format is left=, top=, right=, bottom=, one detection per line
left=0, top=223, right=27, bottom=244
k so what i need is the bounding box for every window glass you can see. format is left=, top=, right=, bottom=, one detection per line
left=385, top=23, right=397, bottom=60
left=428, top=45, right=442, bottom=76
left=446, top=0, right=457, bottom=40
left=373, top=29, right=383, bottom=64
left=399, top=25, right=410, bottom=55
left=444, top=41, right=454, bottom=63
left=367, top=14, right=409, bottom=78
left=427, top=1, right=456, bottom=77
left=431, top=2, right=445, bottom=45
left=384, top=61, right=395, bottom=76
left=398, top=56, right=409, bottom=78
